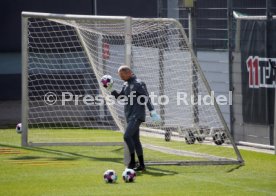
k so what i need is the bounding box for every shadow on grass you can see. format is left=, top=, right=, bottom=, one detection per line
left=0, top=143, right=123, bottom=164
left=34, top=146, right=124, bottom=163
left=137, top=166, right=178, bottom=177
left=111, top=147, right=124, bottom=153
left=9, top=155, right=42, bottom=160
left=226, top=164, right=243, bottom=173
left=50, top=157, right=79, bottom=161
left=8, top=155, right=79, bottom=162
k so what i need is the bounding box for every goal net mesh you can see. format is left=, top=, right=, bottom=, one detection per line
left=23, top=14, right=242, bottom=164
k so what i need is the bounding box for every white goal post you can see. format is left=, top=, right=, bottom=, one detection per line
left=21, top=11, right=244, bottom=166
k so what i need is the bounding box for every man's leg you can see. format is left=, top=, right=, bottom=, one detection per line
left=133, top=121, right=146, bottom=171
left=123, top=120, right=130, bottom=166
left=133, top=123, right=143, bottom=161
left=124, top=142, right=130, bottom=167
left=124, top=119, right=140, bottom=168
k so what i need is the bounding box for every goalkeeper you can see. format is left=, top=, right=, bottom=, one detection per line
left=103, top=65, right=160, bottom=171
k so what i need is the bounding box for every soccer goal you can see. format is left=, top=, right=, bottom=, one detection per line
left=21, top=11, right=244, bottom=166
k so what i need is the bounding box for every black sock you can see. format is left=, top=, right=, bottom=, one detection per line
left=130, top=153, right=135, bottom=164
left=138, top=155, right=145, bottom=166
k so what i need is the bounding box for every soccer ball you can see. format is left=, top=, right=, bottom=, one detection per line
left=103, top=169, right=117, bottom=183
left=101, top=75, right=113, bottom=90
left=16, top=123, right=22, bottom=134
left=122, top=168, right=136, bottom=183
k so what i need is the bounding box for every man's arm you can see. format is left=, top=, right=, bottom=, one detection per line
left=135, top=82, right=154, bottom=111
left=111, top=86, right=125, bottom=99
left=136, top=82, right=161, bottom=122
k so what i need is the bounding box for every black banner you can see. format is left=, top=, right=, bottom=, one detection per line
left=240, top=20, right=275, bottom=125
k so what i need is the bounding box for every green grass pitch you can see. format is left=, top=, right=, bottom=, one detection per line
left=0, top=129, right=276, bottom=196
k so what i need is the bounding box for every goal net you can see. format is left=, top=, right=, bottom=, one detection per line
left=21, top=12, right=243, bottom=165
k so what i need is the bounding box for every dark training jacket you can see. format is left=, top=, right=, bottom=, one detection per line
left=111, top=75, right=154, bottom=122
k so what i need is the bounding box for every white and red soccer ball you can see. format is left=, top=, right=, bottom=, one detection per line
left=16, top=123, right=22, bottom=134
left=101, top=75, right=113, bottom=90
left=122, top=168, right=136, bottom=183
left=103, top=169, right=117, bottom=183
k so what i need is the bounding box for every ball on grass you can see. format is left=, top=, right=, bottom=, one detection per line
left=16, top=123, right=22, bottom=134
left=103, top=169, right=117, bottom=183
left=122, top=168, right=136, bottom=183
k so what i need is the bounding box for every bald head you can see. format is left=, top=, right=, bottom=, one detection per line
left=118, top=65, right=132, bottom=73
left=118, top=65, right=133, bottom=81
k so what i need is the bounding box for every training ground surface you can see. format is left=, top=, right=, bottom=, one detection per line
left=0, top=129, right=276, bottom=196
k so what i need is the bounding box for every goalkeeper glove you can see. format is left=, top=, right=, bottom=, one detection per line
left=150, top=110, right=161, bottom=123
left=105, top=83, right=113, bottom=92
